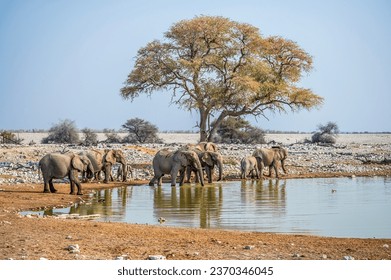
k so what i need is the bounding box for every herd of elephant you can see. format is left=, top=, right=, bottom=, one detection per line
left=38, top=142, right=288, bottom=195
left=38, top=149, right=128, bottom=195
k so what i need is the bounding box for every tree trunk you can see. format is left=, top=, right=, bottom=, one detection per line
left=199, top=109, right=209, bottom=142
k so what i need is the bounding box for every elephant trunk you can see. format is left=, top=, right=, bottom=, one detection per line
left=193, top=158, right=205, bottom=186
left=86, top=162, right=94, bottom=179
left=118, top=157, right=127, bottom=182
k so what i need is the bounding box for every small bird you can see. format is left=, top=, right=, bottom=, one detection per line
left=331, top=189, right=337, bottom=193
left=158, top=217, right=166, bottom=224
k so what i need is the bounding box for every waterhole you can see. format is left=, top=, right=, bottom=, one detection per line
left=25, top=177, right=391, bottom=238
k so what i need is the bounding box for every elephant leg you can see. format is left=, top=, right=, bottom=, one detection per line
left=49, top=179, right=57, bottom=193
left=170, top=166, right=180, bottom=186
left=70, top=170, right=83, bottom=195
left=185, top=167, right=191, bottom=183
left=254, top=166, right=260, bottom=179
left=103, top=163, right=112, bottom=183
left=43, top=179, right=51, bottom=193
left=259, top=163, right=264, bottom=179
left=250, top=169, right=254, bottom=179
left=179, top=170, right=186, bottom=186
left=149, top=168, right=164, bottom=186
left=197, top=169, right=205, bottom=186
left=95, top=171, right=101, bottom=181
left=281, top=160, right=287, bottom=174
left=194, top=169, right=200, bottom=183
left=149, top=174, right=157, bottom=186
left=69, top=182, right=75, bottom=195
left=75, top=181, right=83, bottom=195
left=121, top=164, right=127, bottom=182
left=273, top=163, right=279, bottom=178
left=267, top=162, right=273, bottom=177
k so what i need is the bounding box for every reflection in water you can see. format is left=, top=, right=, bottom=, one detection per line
left=34, top=177, right=391, bottom=238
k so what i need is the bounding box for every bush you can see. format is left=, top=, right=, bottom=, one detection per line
left=212, top=117, right=266, bottom=144
left=81, top=128, right=98, bottom=146
left=311, top=122, right=339, bottom=144
left=122, top=118, right=162, bottom=143
left=42, top=119, right=80, bottom=144
left=0, top=131, right=23, bottom=144
left=103, top=129, right=123, bottom=144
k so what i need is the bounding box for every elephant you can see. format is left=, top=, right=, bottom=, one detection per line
left=102, top=149, right=127, bottom=183
left=252, top=146, right=288, bottom=178
left=79, top=149, right=127, bottom=183
left=116, top=163, right=133, bottom=182
left=39, top=153, right=94, bottom=195
left=186, top=150, right=223, bottom=183
left=240, top=156, right=259, bottom=179
left=184, top=141, right=218, bottom=152
left=149, top=149, right=205, bottom=187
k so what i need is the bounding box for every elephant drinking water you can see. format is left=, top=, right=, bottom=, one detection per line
left=149, top=149, right=205, bottom=187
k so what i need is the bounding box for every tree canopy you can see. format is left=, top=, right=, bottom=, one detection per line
left=121, top=15, right=323, bottom=141
left=122, top=117, right=162, bottom=143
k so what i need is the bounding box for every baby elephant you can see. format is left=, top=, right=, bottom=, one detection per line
left=39, top=153, right=94, bottom=195
left=240, top=156, right=259, bottom=179
left=116, top=163, right=133, bottom=182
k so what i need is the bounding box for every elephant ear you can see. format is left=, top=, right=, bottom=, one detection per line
left=104, top=150, right=116, bottom=164
left=71, top=155, right=84, bottom=172
left=182, top=151, right=199, bottom=166
left=201, top=152, right=214, bottom=166
left=252, top=149, right=261, bottom=158
left=276, top=148, right=287, bottom=160
left=205, top=142, right=218, bottom=152
left=174, top=151, right=189, bottom=166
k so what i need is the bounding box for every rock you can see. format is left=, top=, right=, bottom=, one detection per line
left=115, top=255, right=128, bottom=260
left=383, top=244, right=389, bottom=249
left=244, top=245, right=254, bottom=250
left=148, top=255, right=166, bottom=260
left=67, top=244, right=80, bottom=254
left=343, top=255, right=354, bottom=260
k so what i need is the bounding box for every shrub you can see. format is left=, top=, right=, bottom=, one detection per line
left=81, top=128, right=98, bottom=146
left=103, top=129, right=122, bottom=144
left=122, top=118, right=162, bottom=143
left=0, top=131, right=23, bottom=144
left=311, top=122, right=339, bottom=144
left=42, top=119, right=80, bottom=144
left=211, top=117, right=266, bottom=144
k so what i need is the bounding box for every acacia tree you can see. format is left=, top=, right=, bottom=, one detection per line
left=122, top=118, right=162, bottom=143
left=121, top=16, right=323, bottom=142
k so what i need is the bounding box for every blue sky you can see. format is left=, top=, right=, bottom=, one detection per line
left=1, top=0, right=390, bottom=132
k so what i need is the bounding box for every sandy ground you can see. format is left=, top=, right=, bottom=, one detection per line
left=1, top=133, right=391, bottom=260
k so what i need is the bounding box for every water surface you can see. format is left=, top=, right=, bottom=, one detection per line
left=31, top=177, right=391, bottom=238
